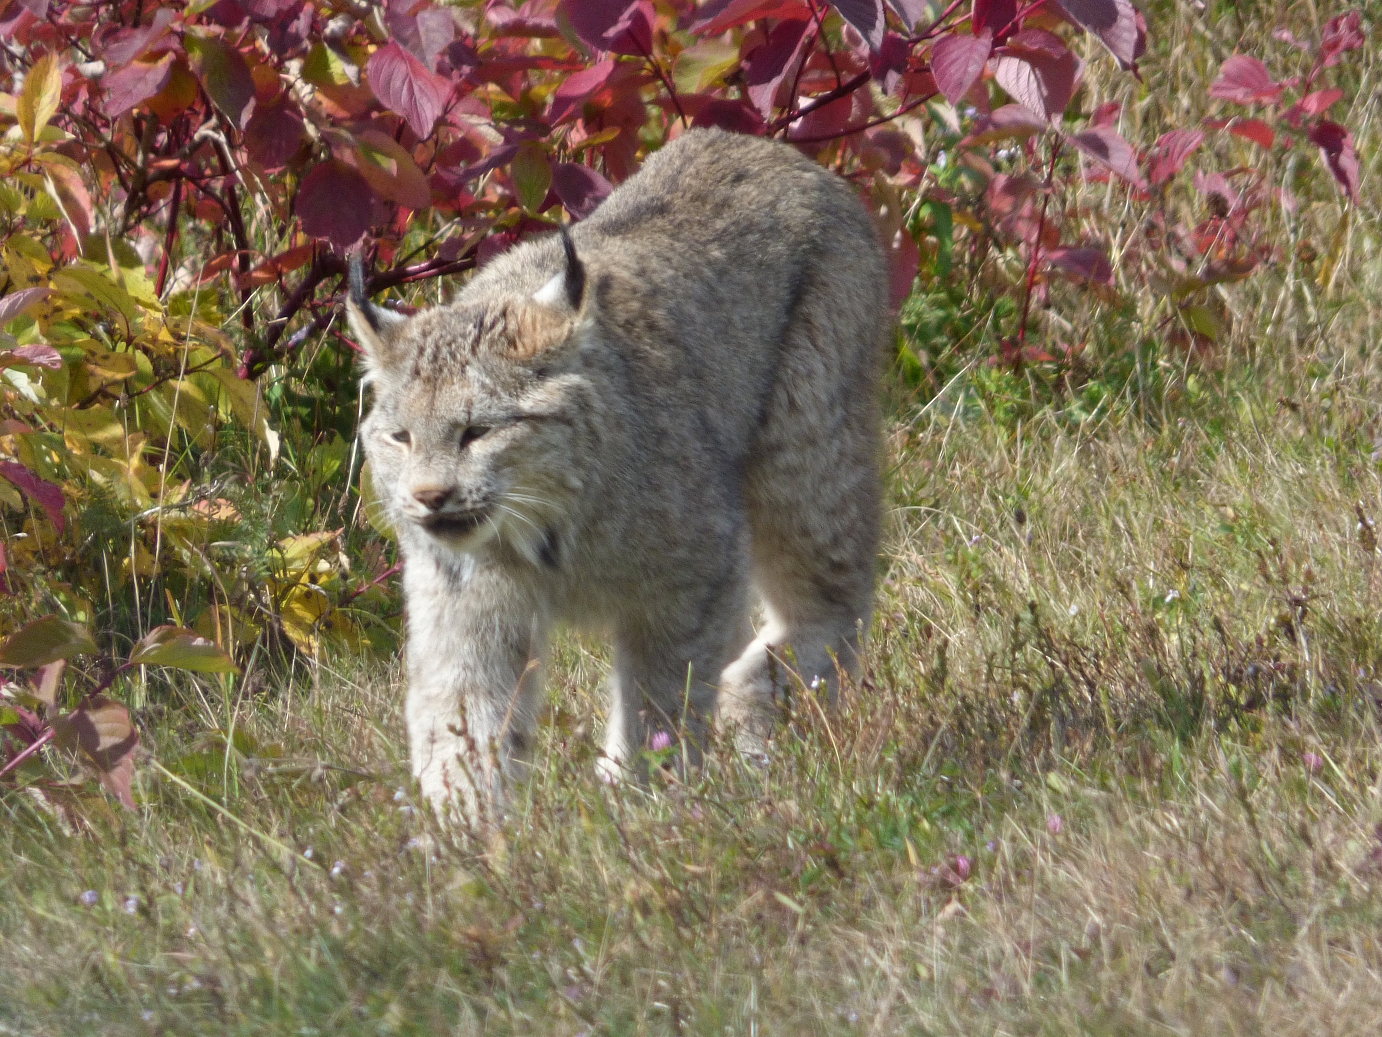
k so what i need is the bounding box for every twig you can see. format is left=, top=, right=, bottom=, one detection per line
left=1016, top=136, right=1063, bottom=353
left=769, top=71, right=871, bottom=134
left=155, top=178, right=182, bottom=299
left=0, top=727, right=55, bottom=782
left=787, top=91, right=934, bottom=143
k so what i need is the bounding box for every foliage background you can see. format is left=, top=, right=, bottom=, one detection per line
left=2, top=0, right=1382, bottom=1033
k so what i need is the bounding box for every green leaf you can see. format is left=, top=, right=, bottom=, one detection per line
left=129, top=626, right=239, bottom=674
left=0, top=615, right=98, bottom=668
left=673, top=40, right=740, bottom=94
left=51, top=264, right=140, bottom=330
left=1182, top=304, right=1225, bottom=342
left=510, top=143, right=552, bottom=214
left=918, top=200, right=953, bottom=279
left=185, top=34, right=255, bottom=128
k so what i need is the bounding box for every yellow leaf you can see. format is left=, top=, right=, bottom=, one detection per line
left=84, top=349, right=140, bottom=382
left=279, top=583, right=330, bottom=653
left=273, top=531, right=337, bottom=574
left=18, top=52, right=61, bottom=142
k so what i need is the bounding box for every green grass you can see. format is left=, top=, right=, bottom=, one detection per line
left=7, top=1, right=1382, bottom=1033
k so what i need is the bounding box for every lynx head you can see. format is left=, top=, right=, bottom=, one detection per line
left=349, top=231, right=592, bottom=565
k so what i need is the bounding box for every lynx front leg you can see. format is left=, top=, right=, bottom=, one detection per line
left=403, top=553, right=543, bottom=824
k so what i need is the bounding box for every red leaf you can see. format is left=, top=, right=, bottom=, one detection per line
left=45, top=163, right=93, bottom=240
left=1209, top=55, right=1282, bottom=105
left=488, top=2, right=562, bottom=39
left=831, top=0, right=886, bottom=51
left=601, top=0, right=655, bottom=56
left=415, top=7, right=459, bottom=63
left=296, top=160, right=376, bottom=247
left=1321, top=10, right=1364, bottom=68
left=972, top=0, right=1017, bottom=38
left=993, top=30, right=1081, bottom=120
left=1147, top=128, right=1203, bottom=187
left=0, top=287, right=52, bottom=324
left=1308, top=120, right=1359, bottom=203
left=886, top=224, right=920, bottom=309
left=1299, top=88, right=1343, bottom=116
left=1226, top=117, right=1275, bottom=149
left=99, top=7, right=178, bottom=67
left=0, top=460, right=65, bottom=533
left=961, top=103, right=1047, bottom=145
left=102, top=52, right=175, bottom=119
left=244, top=95, right=306, bottom=170
left=0, top=344, right=64, bottom=370
left=691, top=98, right=766, bottom=135
left=547, top=58, right=635, bottom=124
left=870, top=32, right=911, bottom=94
left=366, top=40, right=453, bottom=138
left=745, top=17, right=811, bottom=117
left=1047, top=245, right=1113, bottom=285
left=1069, top=125, right=1145, bottom=188
left=690, top=0, right=810, bottom=35
left=552, top=162, right=613, bottom=219
left=1089, top=101, right=1121, bottom=128
left=932, top=30, right=992, bottom=106
left=563, top=0, right=635, bottom=49
left=1055, top=0, right=1141, bottom=70
left=55, top=696, right=140, bottom=808
left=392, top=0, right=464, bottom=58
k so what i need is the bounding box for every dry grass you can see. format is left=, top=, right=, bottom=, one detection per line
left=6, top=1, right=1382, bottom=1033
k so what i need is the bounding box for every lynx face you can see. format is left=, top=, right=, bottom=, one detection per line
left=356, top=289, right=590, bottom=567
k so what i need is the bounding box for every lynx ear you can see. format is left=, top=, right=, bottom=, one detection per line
left=532, top=226, right=586, bottom=312
left=346, top=254, right=407, bottom=376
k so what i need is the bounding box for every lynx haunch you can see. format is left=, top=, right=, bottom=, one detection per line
left=349, top=128, right=887, bottom=821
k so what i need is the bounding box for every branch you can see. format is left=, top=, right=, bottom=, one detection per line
left=769, top=71, right=872, bottom=134
left=786, top=91, right=934, bottom=144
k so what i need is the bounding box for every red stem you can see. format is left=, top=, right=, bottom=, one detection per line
left=1017, top=137, right=1063, bottom=352
left=155, top=177, right=182, bottom=299
left=788, top=90, right=934, bottom=144
left=909, top=0, right=969, bottom=42
left=769, top=71, right=872, bottom=133
left=0, top=726, right=55, bottom=782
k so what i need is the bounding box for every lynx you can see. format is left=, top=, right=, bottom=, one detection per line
left=349, top=128, right=887, bottom=821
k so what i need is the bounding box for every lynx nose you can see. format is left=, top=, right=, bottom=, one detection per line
left=412, top=486, right=454, bottom=511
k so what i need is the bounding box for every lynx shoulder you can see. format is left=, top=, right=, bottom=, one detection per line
left=349, top=128, right=888, bottom=820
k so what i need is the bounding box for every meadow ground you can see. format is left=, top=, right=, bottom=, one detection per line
left=6, top=2, right=1382, bottom=1034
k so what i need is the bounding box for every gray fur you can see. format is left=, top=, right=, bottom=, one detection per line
left=349, top=128, right=887, bottom=821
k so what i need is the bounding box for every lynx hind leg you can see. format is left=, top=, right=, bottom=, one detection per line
left=600, top=578, right=753, bottom=783
left=719, top=283, right=883, bottom=751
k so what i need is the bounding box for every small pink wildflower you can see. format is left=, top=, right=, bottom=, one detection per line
left=1303, top=751, right=1324, bottom=775
left=1047, top=813, right=1064, bottom=835
left=650, top=731, right=672, bottom=752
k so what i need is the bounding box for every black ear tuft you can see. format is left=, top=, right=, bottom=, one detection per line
left=348, top=253, right=379, bottom=329
left=559, top=226, right=585, bottom=311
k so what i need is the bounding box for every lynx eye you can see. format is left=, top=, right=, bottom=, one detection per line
left=390, top=430, right=412, bottom=446
left=459, top=425, right=492, bottom=449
